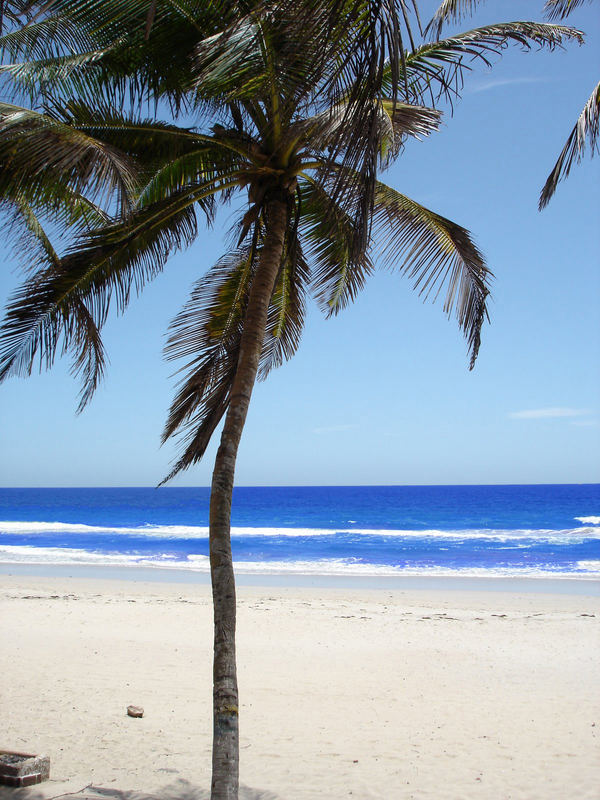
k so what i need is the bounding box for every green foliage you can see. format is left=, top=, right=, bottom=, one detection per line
left=0, top=0, right=583, bottom=477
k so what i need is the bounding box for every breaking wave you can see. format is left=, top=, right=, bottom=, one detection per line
left=0, top=544, right=599, bottom=578
left=1, top=520, right=600, bottom=544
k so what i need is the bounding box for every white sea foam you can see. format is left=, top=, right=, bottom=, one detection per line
left=1, top=520, right=599, bottom=543
left=0, top=545, right=152, bottom=565
left=575, top=516, right=600, bottom=525
left=576, top=560, right=600, bottom=571
left=0, top=521, right=211, bottom=537
left=229, top=560, right=600, bottom=579
left=0, top=546, right=599, bottom=578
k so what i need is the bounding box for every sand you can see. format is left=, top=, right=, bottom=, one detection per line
left=0, top=573, right=598, bottom=800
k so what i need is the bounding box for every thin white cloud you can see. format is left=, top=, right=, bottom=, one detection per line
left=509, top=407, right=589, bottom=420
left=570, top=419, right=599, bottom=427
left=313, top=423, right=357, bottom=435
left=470, top=76, right=547, bottom=94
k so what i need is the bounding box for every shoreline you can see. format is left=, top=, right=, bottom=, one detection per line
left=1, top=561, right=599, bottom=594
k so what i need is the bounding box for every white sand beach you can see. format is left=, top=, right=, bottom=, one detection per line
left=1, top=574, right=598, bottom=800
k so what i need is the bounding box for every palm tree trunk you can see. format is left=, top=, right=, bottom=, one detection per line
left=209, top=193, right=288, bottom=800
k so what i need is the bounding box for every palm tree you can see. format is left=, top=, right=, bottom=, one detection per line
left=428, top=0, right=598, bottom=208
left=0, top=2, right=583, bottom=797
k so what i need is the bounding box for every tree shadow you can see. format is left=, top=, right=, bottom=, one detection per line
left=0, top=779, right=282, bottom=800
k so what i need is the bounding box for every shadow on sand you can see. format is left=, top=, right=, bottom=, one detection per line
left=0, top=779, right=282, bottom=800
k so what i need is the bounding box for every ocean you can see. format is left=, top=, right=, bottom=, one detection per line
left=0, top=485, right=598, bottom=580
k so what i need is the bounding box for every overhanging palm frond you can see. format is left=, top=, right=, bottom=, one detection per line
left=0, top=194, right=107, bottom=410
left=372, top=182, right=491, bottom=368
left=0, top=43, right=124, bottom=104
left=0, top=1, right=34, bottom=30
left=0, top=101, right=136, bottom=211
left=400, top=22, right=584, bottom=105
left=304, top=101, right=441, bottom=165
left=305, top=2, right=426, bottom=278
left=428, top=0, right=593, bottom=34
left=193, top=14, right=267, bottom=102
left=57, top=105, right=249, bottom=163
left=0, top=14, right=97, bottom=62
left=0, top=190, right=200, bottom=404
left=539, top=79, right=600, bottom=208
left=2, top=192, right=61, bottom=273
left=299, top=176, right=375, bottom=314
left=426, top=0, right=486, bottom=38
left=543, top=0, right=594, bottom=20
left=161, top=242, right=257, bottom=483
left=63, top=296, right=108, bottom=412
left=21, top=0, right=213, bottom=41
left=0, top=178, right=111, bottom=279
left=48, top=107, right=251, bottom=210
left=0, top=0, right=241, bottom=112
left=258, top=225, right=309, bottom=380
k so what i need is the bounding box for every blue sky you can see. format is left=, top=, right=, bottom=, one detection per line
left=1, top=0, right=599, bottom=487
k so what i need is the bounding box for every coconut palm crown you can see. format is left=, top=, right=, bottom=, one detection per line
left=0, top=2, right=584, bottom=797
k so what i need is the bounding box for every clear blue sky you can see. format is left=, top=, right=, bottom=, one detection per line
left=1, top=0, right=598, bottom=487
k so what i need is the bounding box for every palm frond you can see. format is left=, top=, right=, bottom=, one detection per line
left=0, top=176, right=112, bottom=281
left=64, top=296, right=108, bottom=413
left=303, top=100, right=441, bottom=164
left=399, top=22, right=584, bottom=105
left=193, top=15, right=266, bottom=102
left=258, top=225, right=309, bottom=380
left=0, top=1, right=36, bottom=30
left=428, top=0, right=593, bottom=35
left=298, top=176, right=375, bottom=314
left=543, top=0, right=593, bottom=20
left=1, top=192, right=61, bottom=273
left=0, top=1, right=232, bottom=111
left=379, top=100, right=442, bottom=160
left=539, top=78, right=600, bottom=208
left=53, top=106, right=255, bottom=189
left=0, top=44, right=122, bottom=104
left=0, top=101, right=136, bottom=212
left=372, top=182, right=491, bottom=367
left=161, top=242, right=257, bottom=483
left=0, top=14, right=96, bottom=61
left=0, top=190, right=200, bottom=403
left=426, top=0, right=485, bottom=38
left=0, top=194, right=107, bottom=410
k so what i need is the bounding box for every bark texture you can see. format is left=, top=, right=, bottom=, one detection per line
left=209, top=194, right=288, bottom=800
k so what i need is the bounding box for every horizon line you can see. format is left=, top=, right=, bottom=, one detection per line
left=1, top=482, right=599, bottom=490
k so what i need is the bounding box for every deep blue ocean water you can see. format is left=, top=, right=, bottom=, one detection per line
left=0, top=485, right=598, bottom=578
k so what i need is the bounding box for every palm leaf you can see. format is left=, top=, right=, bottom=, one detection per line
left=257, top=225, right=309, bottom=380
left=162, top=196, right=311, bottom=477
left=304, top=100, right=442, bottom=164
left=428, top=0, right=593, bottom=34
left=2, top=192, right=61, bottom=272
left=0, top=194, right=107, bottom=410
left=0, top=14, right=97, bottom=61
left=0, top=44, right=124, bottom=104
left=0, top=189, right=201, bottom=401
left=426, top=0, right=485, bottom=38
left=0, top=1, right=232, bottom=111
left=371, top=182, right=491, bottom=367
left=399, top=22, right=584, bottom=105
left=539, top=79, right=600, bottom=208
left=161, top=242, right=257, bottom=482
left=298, top=176, right=375, bottom=314
left=0, top=101, right=136, bottom=211
left=543, top=0, right=594, bottom=20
